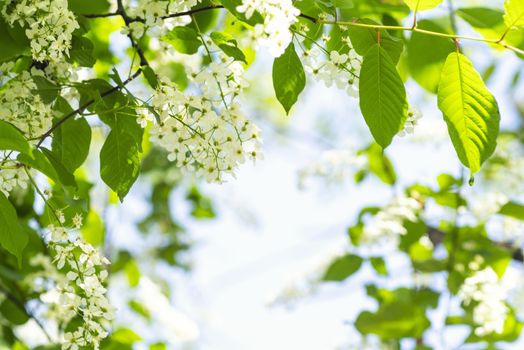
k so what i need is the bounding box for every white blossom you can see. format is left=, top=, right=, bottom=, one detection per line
left=145, top=54, right=262, bottom=183
left=237, top=0, right=300, bottom=57
left=459, top=265, right=508, bottom=336
left=302, top=47, right=361, bottom=97
left=2, top=0, right=79, bottom=62
left=361, top=195, right=423, bottom=247
left=399, top=106, right=423, bottom=136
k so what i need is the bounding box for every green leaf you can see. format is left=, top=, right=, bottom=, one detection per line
left=323, top=254, right=363, bottom=281
left=51, top=99, right=91, bottom=173
left=0, top=120, right=32, bottom=156
left=504, top=0, right=524, bottom=28
left=499, top=201, right=524, bottom=220
left=124, top=260, right=141, bottom=287
left=40, top=148, right=77, bottom=188
left=457, top=7, right=506, bottom=40
left=407, top=20, right=454, bottom=93
left=365, top=143, right=397, bottom=185
left=356, top=301, right=430, bottom=339
left=0, top=298, right=29, bottom=325
left=348, top=19, right=404, bottom=64
left=68, top=0, right=110, bottom=14
left=272, top=43, right=306, bottom=114
left=359, top=43, right=407, bottom=148
left=142, top=66, right=159, bottom=89
left=18, top=149, right=76, bottom=188
left=161, top=27, right=202, bottom=54
left=437, top=52, right=500, bottom=174
left=32, top=76, right=60, bottom=104
left=69, top=35, right=96, bottom=67
left=0, top=17, right=29, bottom=63
left=403, top=0, right=443, bottom=11
left=210, top=31, right=247, bottom=63
left=0, top=192, right=28, bottom=265
left=100, top=130, right=140, bottom=201
left=370, top=257, right=388, bottom=275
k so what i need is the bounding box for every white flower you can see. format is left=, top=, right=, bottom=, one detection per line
left=2, top=0, right=80, bottom=62
left=459, top=267, right=508, bottom=336
left=237, top=0, right=300, bottom=57
left=360, top=195, right=423, bottom=247
left=399, top=106, right=423, bottom=136
left=148, top=56, right=262, bottom=183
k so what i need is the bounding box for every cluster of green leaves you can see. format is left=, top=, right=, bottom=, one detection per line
left=0, top=0, right=523, bottom=348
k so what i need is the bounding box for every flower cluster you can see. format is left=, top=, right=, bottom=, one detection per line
left=143, top=53, right=262, bottom=183
left=125, top=0, right=199, bottom=38
left=302, top=47, right=361, bottom=97
left=458, top=262, right=508, bottom=336
left=28, top=220, right=113, bottom=350
left=0, top=156, right=29, bottom=197
left=361, top=195, right=423, bottom=246
left=237, top=0, right=300, bottom=57
left=0, top=68, right=54, bottom=139
left=2, top=0, right=79, bottom=62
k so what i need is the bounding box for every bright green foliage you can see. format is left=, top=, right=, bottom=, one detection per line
left=348, top=19, right=404, bottom=64
left=323, top=254, right=363, bottom=281
left=272, top=43, right=306, bottom=114
left=407, top=20, right=454, bottom=93
left=504, top=0, right=524, bottom=28
left=162, top=27, right=202, bottom=54
left=51, top=98, right=92, bottom=173
left=0, top=192, right=28, bottom=265
left=403, top=0, right=443, bottom=11
left=100, top=129, right=141, bottom=201
left=437, top=52, right=500, bottom=174
left=210, top=32, right=247, bottom=62
left=359, top=43, right=407, bottom=148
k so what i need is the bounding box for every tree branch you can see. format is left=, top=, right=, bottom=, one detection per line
left=34, top=68, right=143, bottom=147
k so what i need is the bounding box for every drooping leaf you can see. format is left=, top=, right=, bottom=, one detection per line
left=161, top=27, right=202, bottom=54
left=348, top=19, right=404, bottom=64
left=210, top=31, right=246, bottom=62
left=0, top=120, right=32, bottom=156
left=100, top=129, right=140, bottom=201
left=51, top=98, right=92, bottom=173
left=437, top=52, right=500, bottom=173
left=504, top=0, right=524, bottom=28
left=0, top=192, right=28, bottom=265
left=403, top=0, right=443, bottom=11
left=359, top=43, right=407, bottom=148
left=69, top=35, right=96, bottom=67
left=32, top=76, right=60, bottom=104
left=0, top=17, right=29, bottom=63
left=323, top=254, right=363, bottom=281
left=272, top=43, right=306, bottom=114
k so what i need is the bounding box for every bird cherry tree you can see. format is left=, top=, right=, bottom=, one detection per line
left=0, top=0, right=524, bottom=349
